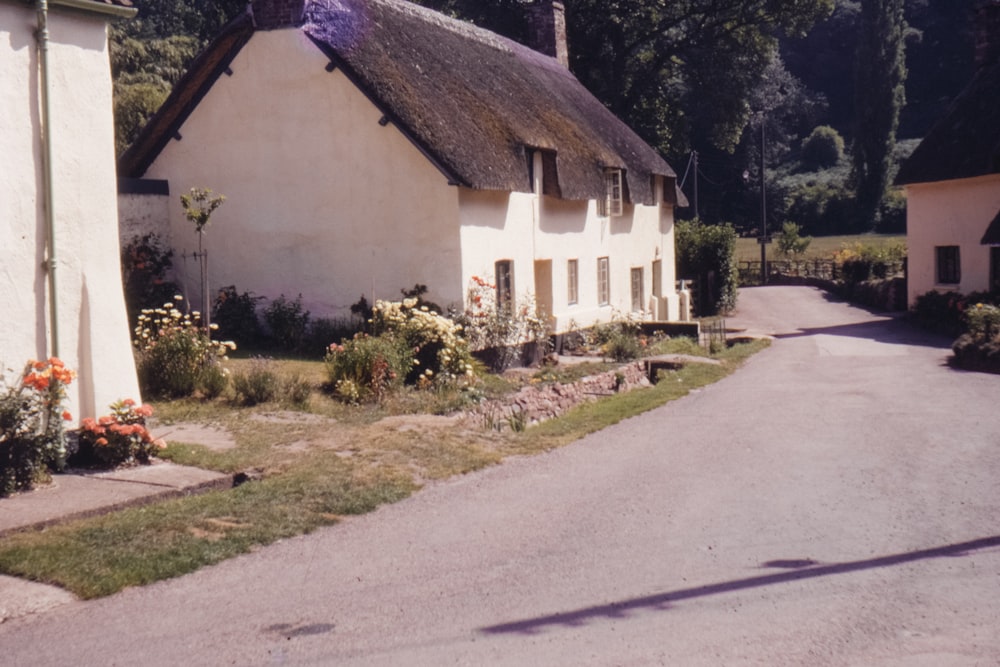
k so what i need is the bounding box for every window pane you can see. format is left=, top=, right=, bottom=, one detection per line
left=631, top=267, right=643, bottom=312
left=597, top=257, right=611, bottom=306
left=936, top=246, right=961, bottom=284
left=567, top=259, right=578, bottom=305
left=495, top=260, right=513, bottom=311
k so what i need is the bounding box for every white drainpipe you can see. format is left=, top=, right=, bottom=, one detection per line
left=37, top=0, right=60, bottom=358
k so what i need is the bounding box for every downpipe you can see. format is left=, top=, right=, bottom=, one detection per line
left=37, top=0, right=60, bottom=358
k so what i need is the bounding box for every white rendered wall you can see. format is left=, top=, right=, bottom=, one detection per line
left=144, top=29, right=463, bottom=319
left=906, top=175, right=1000, bottom=306
left=1, top=3, right=140, bottom=420
left=457, top=183, right=679, bottom=332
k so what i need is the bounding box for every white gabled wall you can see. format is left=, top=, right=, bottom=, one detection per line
left=906, top=174, right=1000, bottom=306
left=144, top=29, right=464, bottom=319
left=1, top=3, right=139, bottom=419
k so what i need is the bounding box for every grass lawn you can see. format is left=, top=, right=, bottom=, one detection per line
left=735, top=233, right=906, bottom=263
left=0, top=338, right=769, bottom=599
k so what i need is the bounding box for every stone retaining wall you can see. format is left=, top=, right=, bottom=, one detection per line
left=470, top=361, right=651, bottom=430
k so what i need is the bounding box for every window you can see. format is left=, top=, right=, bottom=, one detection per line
left=598, top=169, right=623, bottom=217
left=495, top=260, right=513, bottom=312
left=597, top=257, right=610, bottom=306
left=936, top=246, right=961, bottom=284
left=652, top=260, right=662, bottom=298
left=630, top=267, right=644, bottom=312
left=567, top=259, right=579, bottom=305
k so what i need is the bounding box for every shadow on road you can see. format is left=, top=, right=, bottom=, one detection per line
left=479, top=535, right=1000, bottom=635
left=772, top=318, right=953, bottom=351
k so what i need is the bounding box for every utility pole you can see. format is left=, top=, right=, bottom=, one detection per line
left=692, top=150, right=699, bottom=220
left=758, top=119, right=769, bottom=285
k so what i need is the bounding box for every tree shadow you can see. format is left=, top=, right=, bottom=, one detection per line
left=479, top=535, right=1000, bottom=635
left=772, top=316, right=953, bottom=351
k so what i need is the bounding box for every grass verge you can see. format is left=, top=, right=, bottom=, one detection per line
left=0, top=339, right=769, bottom=599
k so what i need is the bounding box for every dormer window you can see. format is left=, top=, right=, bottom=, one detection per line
left=599, top=168, right=623, bottom=217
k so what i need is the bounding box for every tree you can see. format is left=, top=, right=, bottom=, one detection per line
left=800, top=125, right=845, bottom=169
left=412, top=0, right=833, bottom=161
left=851, top=0, right=907, bottom=231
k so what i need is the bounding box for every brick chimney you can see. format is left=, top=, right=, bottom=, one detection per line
left=527, top=0, right=569, bottom=68
left=975, top=0, right=1000, bottom=68
left=251, top=0, right=307, bottom=30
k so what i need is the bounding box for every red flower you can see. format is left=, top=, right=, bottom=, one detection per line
left=135, top=404, right=154, bottom=418
left=62, top=411, right=73, bottom=421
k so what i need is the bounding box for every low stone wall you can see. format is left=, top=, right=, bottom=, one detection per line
left=470, top=361, right=650, bottom=430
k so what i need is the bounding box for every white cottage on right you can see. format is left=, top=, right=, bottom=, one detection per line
left=895, top=1, right=1000, bottom=306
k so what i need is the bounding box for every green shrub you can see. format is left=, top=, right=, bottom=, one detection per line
left=120, top=233, right=180, bottom=327
left=911, top=290, right=1000, bottom=337
left=325, top=334, right=413, bottom=403
left=800, top=125, right=845, bottom=170
left=965, top=302, right=1000, bottom=341
left=834, top=241, right=906, bottom=285
left=232, top=357, right=281, bottom=406
left=457, top=276, right=550, bottom=372
left=72, top=399, right=161, bottom=468
left=212, top=285, right=263, bottom=348
left=282, top=374, right=313, bottom=407
left=264, top=294, right=310, bottom=353
left=675, top=220, right=739, bottom=316
left=776, top=221, right=812, bottom=257
left=134, top=297, right=235, bottom=398
left=373, top=298, right=476, bottom=383
left=0, top=359, right=74, bottom=496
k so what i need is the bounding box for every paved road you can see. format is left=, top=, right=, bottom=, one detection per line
left=2, top=286, right=999, bottom=666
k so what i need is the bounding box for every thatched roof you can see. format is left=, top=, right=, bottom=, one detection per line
left=895, top=62, right=1000, bottom=186
left=120, top=0, right=681, bottom=206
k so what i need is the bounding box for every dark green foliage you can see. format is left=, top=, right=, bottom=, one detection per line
left=212, top=286, right=263, bottom=349
left=776, top=222, right=812, bottom=256
left=800, top=125, right=845, bottom=169
left=304, top=317, right=362, bottom=357
left=852, top=0, right=907, bottom=231
left=120, top=233, right=179, bottom=327
left=263, top=295, right=311, bottom=353
left=911, top=290, right=1000, bottom=337
left=675, top=221, right=739, bottom=316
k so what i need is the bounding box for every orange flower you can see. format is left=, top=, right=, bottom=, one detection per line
left=31, top=360, right=46, bottom=371
left=135, top=404, right=154, bottom=418
left=123, top=398, right=136, bottom=407
left=96, top=437, right=108, bottom=446
left=48, top=357, right=64, bottom=368
left=62, top=411, right=73, bottom=421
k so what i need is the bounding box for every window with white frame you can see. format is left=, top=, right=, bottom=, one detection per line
left=630, top=267, right=644, bottom=312
left=495, top=260, right=514, bottom=312
left=598, top=169, right=623, bottom=217
left=936, top=246, right=961, bottom=285
left=567, top=259, right=579, bottom=305
left=597, top=257, right=610, bottom=306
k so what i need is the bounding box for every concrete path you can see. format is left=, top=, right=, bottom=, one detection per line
left=1, top=286, right=998, bottom=665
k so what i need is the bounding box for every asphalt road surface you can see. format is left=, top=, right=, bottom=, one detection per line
left=2, top=286, right=998, bottom=666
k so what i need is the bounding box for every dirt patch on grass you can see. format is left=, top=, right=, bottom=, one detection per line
left=150, top=422, right=237, bottom=451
